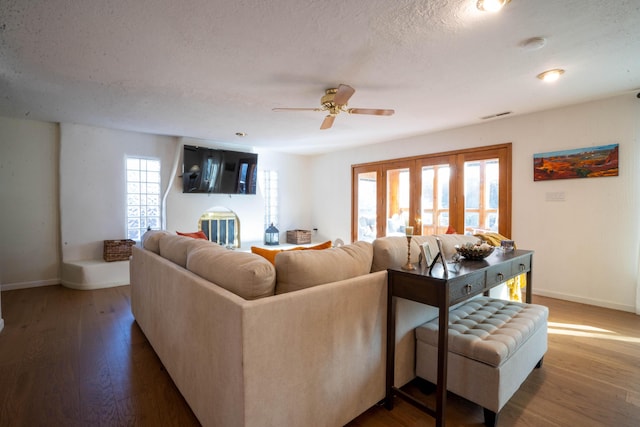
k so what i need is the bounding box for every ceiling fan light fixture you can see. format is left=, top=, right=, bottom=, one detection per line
left=477, top=0, right=511, bottom=12
left=537, top=68, right=565, bottom=82
left=272, top=84, right=394, bottom=130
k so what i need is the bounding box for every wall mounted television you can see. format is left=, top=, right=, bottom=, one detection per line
left=182, top=144, right=258, bottom=194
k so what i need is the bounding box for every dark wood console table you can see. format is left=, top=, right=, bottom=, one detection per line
left=385, top=249, right=533, bottom=427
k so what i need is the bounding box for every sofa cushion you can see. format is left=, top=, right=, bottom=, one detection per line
left=371, top=236, right=430, bottom=272
left=158, top=234, right=214, bottom=268
left=371, top=234, right=481, bottom=272
left=275, top=241, right=373, bottom=294
left=250, top=240, right=333, bottom=265
left=141, top=229, right=171, bottom=254
left=187, top=246, right=276, bottom=300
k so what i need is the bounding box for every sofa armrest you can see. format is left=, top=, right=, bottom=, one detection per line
left=131, top=246, right=248, bottom=427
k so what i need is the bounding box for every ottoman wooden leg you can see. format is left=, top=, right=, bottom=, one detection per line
left=483, top=408, right=498, bottom=427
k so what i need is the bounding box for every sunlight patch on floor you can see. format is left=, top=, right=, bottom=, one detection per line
left=547, top=322, right=611, bottom=333
left=547, top=321, right=640, bottom=343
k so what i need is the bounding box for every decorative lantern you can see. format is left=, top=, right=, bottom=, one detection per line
left=265, top=223, right=279, bottom=245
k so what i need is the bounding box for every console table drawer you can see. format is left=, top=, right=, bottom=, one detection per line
left=449, top=271, right=485, bottom=304
left=486, top=263, right=512, bottom=286
left=511, top=256, right=531, bottom=276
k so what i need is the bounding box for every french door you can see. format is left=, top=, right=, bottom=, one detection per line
left=352, top=144, right=511, bottom=241
left=417, top=155, right=456, bottom=236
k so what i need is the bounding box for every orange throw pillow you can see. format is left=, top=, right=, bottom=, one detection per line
left=304, top=240, right=333, bottom=250
left=445, top=226, right=457, bottom=234
left=250, top=246, right=281, bottom=265
left=251, top=240, right=332, bottom=265
left=176, top=230, right=209, bottom=240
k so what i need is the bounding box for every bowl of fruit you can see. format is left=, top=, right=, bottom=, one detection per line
left=455, top=242, right=495, bottom=260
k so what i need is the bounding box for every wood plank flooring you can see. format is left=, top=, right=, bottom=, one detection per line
left=1, top=286, right=639, bottom=426
left=0, top=285, right=199, bottom=427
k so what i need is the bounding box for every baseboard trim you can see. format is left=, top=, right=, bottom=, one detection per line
left=1, top=279, right=60, bottom=291
left=534, top=289, right=635, bottom=313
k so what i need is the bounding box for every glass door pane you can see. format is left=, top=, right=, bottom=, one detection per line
left=385, top=166, right=410, bottom=236
left=421, top=164, right=451, bottom=235
left=352, top=144, right=511, bottom=241
left=464, top=159, right=499, bottom=233
left=356, top=171, right=378, bottom=242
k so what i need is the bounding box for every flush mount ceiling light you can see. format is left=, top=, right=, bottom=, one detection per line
left=477, top=0, right=511, bottom=12
left=520, top=37, right=547, bottom=52
left=537, top=69, right=565, bottom=82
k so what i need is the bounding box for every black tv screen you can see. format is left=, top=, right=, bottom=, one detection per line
left=183, top=145, right=258, bottom=194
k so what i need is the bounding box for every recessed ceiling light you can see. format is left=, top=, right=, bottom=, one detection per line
left=477, top=0, right=511, bottom=12
left=537, top=69, right=565, bottom=82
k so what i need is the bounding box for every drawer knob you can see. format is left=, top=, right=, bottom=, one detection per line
left=497, top=273, right=504, bottom=281
left=519, top=263, right=526, bottom=271
left=464, top=284, right=473, bottom=294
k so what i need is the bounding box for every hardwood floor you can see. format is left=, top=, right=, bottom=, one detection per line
left=1, top=286, right=639, bottom=427
left=0, top=285, right=199, bottom=427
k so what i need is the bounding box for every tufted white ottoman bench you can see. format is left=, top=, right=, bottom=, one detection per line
left=415, top=297, right=548, bottom=427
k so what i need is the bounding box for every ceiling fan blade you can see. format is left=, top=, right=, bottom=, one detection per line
left=348, top=108, right=395, bottom=116
left=333, top=84, right=355, bottom=105
left=320, top=115, right=335, bottom=130
left=272, top=107, right=322, bottom=112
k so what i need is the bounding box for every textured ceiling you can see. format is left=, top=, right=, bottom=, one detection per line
left=1, top=0, right=639, bottom=154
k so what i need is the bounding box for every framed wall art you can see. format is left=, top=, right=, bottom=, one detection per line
left=533, top=143, right=619, bottom=181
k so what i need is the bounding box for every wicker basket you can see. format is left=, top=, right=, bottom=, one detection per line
left=103, top=239, right=136, bottom=262
left=286, top=230, right=312, bottom=245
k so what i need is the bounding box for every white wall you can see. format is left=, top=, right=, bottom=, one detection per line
left=165, top=139, right=313, bottom=247
left=60, top=124, right=314, bottom=258
left=0, top=117, right=60, bottom=288
left=0, top=119, right=313, bottom=291
left=59, top=123, right=178, bottom=261
left=310, top=93, right=640, bottom=312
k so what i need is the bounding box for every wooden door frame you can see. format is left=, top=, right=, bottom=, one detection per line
left=352, top=143, right=512, bottom=242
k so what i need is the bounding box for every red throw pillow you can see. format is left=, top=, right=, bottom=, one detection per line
left=445, top=226, right=457, bottom=234
left=176, top=230, right=209, bottom=240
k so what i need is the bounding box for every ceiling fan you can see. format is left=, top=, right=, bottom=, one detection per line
left=272, top=84, right=395, bottom=130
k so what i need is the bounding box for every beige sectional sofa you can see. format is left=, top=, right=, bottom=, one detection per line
left=130, top=231, right=480, bottom=427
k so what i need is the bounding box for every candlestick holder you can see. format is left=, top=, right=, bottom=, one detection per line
left=402, top=235, right=415, bottom=270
